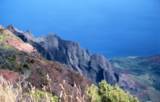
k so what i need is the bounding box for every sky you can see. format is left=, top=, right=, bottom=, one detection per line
left=0, top=0, right=160, bottom=57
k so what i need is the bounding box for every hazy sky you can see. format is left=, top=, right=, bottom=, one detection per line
left=1, top=0, right=160, bottom=57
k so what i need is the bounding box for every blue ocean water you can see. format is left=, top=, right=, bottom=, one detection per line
left=0, top=0, right=160, bottom=57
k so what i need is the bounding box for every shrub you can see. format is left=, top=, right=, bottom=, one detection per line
left=86, top=80, right=139, bottom=102
left=30, top=89, right=58, bottom=102
left=0, top=34, right=6, bottom=42
left=86, top=84, right=101, bottom=102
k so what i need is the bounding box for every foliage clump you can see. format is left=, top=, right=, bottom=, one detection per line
left=0, top=34, right=6, bottom=42
left=86, top=80, right=139, bottom=102
left=0, top=34, right=12, bottom=49
left=0, top=47, right=32, bottom=74
left=30, top=89, right=58, bottom=102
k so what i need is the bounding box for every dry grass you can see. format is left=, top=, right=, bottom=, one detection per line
left=0, top=76, right=58, bottom=102
left=0, top=76, right=21, bottom=102
left=59, top=80, right=87, bottom=102
left=0, top=75, right=88, bottom=102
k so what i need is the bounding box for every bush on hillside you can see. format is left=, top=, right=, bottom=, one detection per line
left=86, top=80, right=139, bottom=102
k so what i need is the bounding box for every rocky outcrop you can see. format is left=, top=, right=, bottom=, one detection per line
left=32, top=34, right=117, bottom=84
left=7, top=26, right=118, bottom=84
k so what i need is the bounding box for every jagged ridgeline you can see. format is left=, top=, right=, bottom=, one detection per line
left=7, top=25, right=118, bottom=84
left=0, top=25, right=139, bottom=102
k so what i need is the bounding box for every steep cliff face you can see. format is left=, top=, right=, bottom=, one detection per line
left=7, top=26, right=118, bottom=84
left=34, top=35, right=117, bottom=84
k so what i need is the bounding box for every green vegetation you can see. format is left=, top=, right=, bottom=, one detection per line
left=0, top=33, right=14, bottom=49
left=0, top=47, right=31, bottom=73
left=30, top=89, right=58, bottom=102
left=0, top=34, right=6, bottom=42
left=2, top=44, right=13, bottom=49
left=86, top=80, right=139, bottom=102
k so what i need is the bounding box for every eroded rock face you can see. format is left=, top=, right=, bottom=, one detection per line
left=7, top=26, right=118, bottom=84
left=34, top=35, right=117, bottom=84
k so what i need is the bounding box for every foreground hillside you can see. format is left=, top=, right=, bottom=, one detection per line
left=0, top=25, right=139, bottom=102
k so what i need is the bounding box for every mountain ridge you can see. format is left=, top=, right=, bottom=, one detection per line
left=7, top=25, right=118, bottom=84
